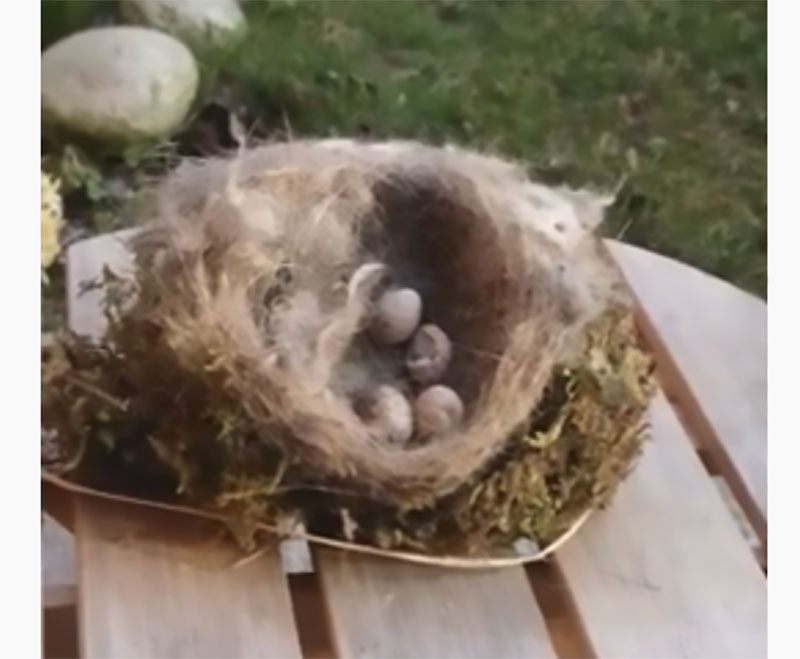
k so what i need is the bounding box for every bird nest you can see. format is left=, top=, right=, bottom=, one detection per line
left=41, top=140, right=656, bottom=566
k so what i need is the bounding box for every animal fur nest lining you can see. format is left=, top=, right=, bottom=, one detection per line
left=42, top=139, right=655, bottom=559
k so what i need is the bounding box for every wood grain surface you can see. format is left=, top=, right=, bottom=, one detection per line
left=75, top=497, right=302, bottom=659
left=607, top=240, right=767, bottom=540
left=555, top=392, right=767, bottom=659
left=316, top=549, right=557, bottom=658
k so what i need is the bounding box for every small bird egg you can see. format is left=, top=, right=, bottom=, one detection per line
left=369, top=288, right=422, bottom=345
left=406, top=324, right=452, bottom=384
left=413, top=385, right=464, bottom=437
left=359, top=385, right=414, bottom=445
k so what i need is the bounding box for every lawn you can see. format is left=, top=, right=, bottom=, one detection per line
left=43, top=0, right=767, bottom=297
left=218, top=0, right=766, bottom=296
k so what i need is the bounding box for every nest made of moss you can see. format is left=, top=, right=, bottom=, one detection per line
left=41, top=140, right=656, bottom=563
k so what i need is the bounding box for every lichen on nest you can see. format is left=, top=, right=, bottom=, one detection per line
left=41, top=140, right=655, bottom=558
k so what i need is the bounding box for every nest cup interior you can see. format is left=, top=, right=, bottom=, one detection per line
left=357, top=177, right=523, bottom=409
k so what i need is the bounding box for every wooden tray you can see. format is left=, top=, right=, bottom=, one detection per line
left=42, top=233, right=767, bottom=658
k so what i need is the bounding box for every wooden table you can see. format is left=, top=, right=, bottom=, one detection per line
left=42, top=234, right=767, bottom=659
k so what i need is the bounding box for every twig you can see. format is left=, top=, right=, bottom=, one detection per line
left=65, top=375, right=128, bottom=412
left=230, top=543, right=271, bottom=570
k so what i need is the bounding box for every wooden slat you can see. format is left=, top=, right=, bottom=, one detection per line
left=607, top=240, right=767, bottom=534
left=316, top=550, right=557, bottom=658
left=75, top=497, right=302, bottom=659
left=66, top=233, right=303, bottom=659
left=555, top=392, right=767, bottom=659
left=42, top=514, right=75, bottom=586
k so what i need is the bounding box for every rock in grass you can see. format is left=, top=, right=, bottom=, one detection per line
left=121, top=0, right=246, bottom=51
left=41, top=27, right=198, bottom=145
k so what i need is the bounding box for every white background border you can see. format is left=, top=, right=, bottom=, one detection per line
left=2, top=0, right=41, bottom=656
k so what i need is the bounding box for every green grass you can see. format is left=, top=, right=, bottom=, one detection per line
left=210, top=0, right=766, bottom=296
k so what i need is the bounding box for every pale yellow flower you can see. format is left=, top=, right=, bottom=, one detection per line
left=41, top=172, right=62, bottom=272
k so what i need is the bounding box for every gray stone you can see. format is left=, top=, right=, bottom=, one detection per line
left=121, top=0, right=246, bottom=51
left=41, top=27, right=198, bottom=144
